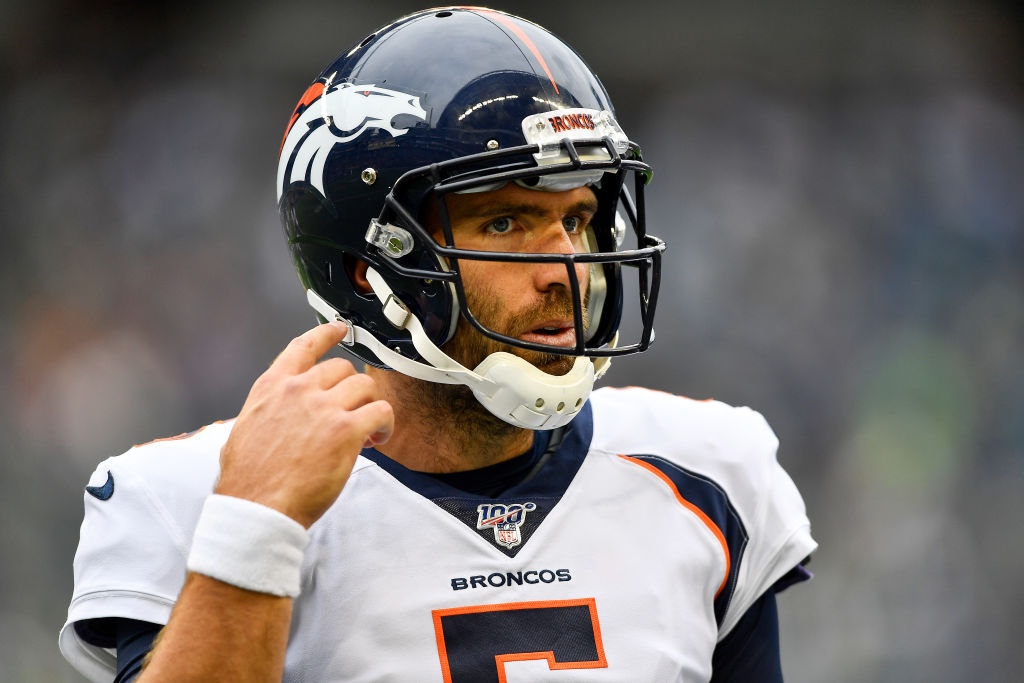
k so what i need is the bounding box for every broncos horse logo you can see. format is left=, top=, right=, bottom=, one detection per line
left=277, top=76, right=427, bottom=199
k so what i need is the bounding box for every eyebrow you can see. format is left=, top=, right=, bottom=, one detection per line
left=456, top=199, right=600, bottom=221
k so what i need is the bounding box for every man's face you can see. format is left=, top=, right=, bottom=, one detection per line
left=430, top=182, right=596, bottom=377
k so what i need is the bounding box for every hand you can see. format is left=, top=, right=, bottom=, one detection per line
left=216, top=322, right=394, bottom=528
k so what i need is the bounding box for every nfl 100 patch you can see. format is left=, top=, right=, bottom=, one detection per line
left=476, top=502, right=537, bottom=549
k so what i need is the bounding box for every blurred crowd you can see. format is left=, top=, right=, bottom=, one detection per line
left=2, top=1, right=1021, bottom=680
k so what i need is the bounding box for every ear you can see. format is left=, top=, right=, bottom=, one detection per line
left=346, top=257, right=374, bottom=295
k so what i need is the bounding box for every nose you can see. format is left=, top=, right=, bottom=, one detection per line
left=530, top=223, right=588, bottom=295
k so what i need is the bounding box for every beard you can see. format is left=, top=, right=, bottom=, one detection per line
left=419, top=283, right=590, bottom=435
left=446, top=283, right=589, bottom=376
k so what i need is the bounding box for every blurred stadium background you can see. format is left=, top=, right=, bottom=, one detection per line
left=2, top=0, right=1022, bottom=680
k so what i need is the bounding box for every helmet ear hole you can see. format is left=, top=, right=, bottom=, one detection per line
left=344, top=255, right=374, bottom=296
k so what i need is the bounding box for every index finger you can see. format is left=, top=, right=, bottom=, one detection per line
left=273, top=321, right=349, bottom=375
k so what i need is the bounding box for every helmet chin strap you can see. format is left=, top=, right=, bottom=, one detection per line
left=305, top=267, right=614, bottom=430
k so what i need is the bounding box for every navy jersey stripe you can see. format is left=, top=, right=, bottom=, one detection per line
left=624, top=454, right=748, bottom=626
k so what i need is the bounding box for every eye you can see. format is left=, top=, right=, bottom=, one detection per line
left=562, top=215, right=582, bottom=233
left=485, top=216, right=514, bottom=234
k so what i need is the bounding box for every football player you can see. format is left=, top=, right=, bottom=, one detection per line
left=61, top=7, right=815, bottom=681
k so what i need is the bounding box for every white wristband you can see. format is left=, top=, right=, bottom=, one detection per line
left=187, top=494, right=311, bottom=597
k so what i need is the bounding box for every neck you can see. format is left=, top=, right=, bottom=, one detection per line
left=366, top=366, right=534, bottom=473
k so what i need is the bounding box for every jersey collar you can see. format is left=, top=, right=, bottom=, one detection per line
left=360, top=400, right=593, bottom=501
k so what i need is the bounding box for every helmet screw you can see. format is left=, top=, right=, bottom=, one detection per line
left=361, top=168, right=377, bottom=185
left=485, top=139, right=500, bottom=150
left=535, top=398, right=545, bottom=408
left=536, top=120, right=545, bottom=130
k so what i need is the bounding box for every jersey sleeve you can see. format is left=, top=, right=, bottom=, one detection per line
left=59, top=429, right=223, bottom=682
left=589, top=388, right=817, bottom=640
left=715, top=407, right=816, bottom=638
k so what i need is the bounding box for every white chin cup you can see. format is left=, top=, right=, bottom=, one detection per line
left=305, top=267, right=610, bottom=430
left=470, top=353, right=594, bottom=430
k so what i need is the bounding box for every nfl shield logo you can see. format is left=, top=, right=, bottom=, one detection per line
left=496, top=522, right=520, bottom=548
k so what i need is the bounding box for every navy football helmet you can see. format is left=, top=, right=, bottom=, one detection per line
left=277, top=7, right=664, bottom=429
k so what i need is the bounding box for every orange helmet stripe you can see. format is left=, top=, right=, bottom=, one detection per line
left=476, top=9, right=560, bottom=94
left=280, top=81, right=326, bottom=157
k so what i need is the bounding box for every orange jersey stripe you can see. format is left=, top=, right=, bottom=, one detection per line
left=618, top=455, right=731, bottom=598
left=132, top=419, right=230, bottom=448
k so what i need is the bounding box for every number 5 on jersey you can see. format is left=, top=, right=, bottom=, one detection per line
left=432, top=598, right=607, bottom=682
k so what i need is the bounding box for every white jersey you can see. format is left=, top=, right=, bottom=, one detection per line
left=60, top=387, right=816, bottom=682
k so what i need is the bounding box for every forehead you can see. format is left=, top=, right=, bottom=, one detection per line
left=443, top=183, right=598, bottom=220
